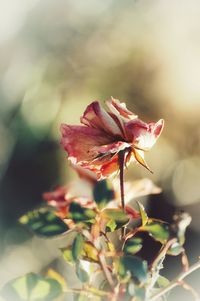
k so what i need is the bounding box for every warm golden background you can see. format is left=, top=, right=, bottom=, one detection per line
left=0, top=1, right=199, bottom=300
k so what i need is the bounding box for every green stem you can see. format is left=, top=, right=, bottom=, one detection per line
left=99, top=253, right=115, bottom=290
left=150, top=238, right=177, bottom=272
left=147, top=238, right=177, bottom=298
left=63, top=287, right=110, bottom=297
left=82, top=229, right=115, bottom=290
left=149, top=260, right=200, bottom=301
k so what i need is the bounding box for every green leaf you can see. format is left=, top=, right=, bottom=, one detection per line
left=156, top=275, right=170, bottom=288
left=68, top=202, right=96, bottom=223
left=1, top=273, right=62, bottom=301
left=102, top=208, right=129, bottom=222
left=46, top=269, right=66, bottom=290
left=128, top=282, right=135, bottom=297
left=102, top=208, right=130, bottom=232
left=137, top=202, right=148, bottom=226
left=117, top=255, right=148, bottom=284
left=167, top=242, right=184, bottom=256
left=83, top=242, right=99, bottom=262
left=128, top=282, right=146, bottom=300
left=142, top=220, right=170, bottom=244
left=107, top=241, right=115, bottom=253
left=74, top=294, right=94, bottom=301
left=76, top=262, right=89, bottom=283
left=99, top=280, right=111, bottom=293
left=106, top=219, right=117, bottom=232
left=124, top=238, right=143, bottom=255
left=61, top=247, right=74, bottom=264
left=19, top=208, right=69, bottom=237
left=72, top=233, right=84, bottom=261
left=134, top=286, right=146, bottom=301
left=93, top=180, right=114, bottom=209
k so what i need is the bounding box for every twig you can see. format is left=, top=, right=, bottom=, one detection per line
left=149, top=260, right=200, bottom=301
left=147, top=238, right=177, bottom=298
left=98, top=252, right=115, bottom=290
left=178, top=261, right=200, bottom=282
left=150, top=238, right=177, bottom=272
left=82, top=230, right=115, bottom=290
left=181, top=250, right=189, bottom=272
left=180, top=280, right=200, bottom=301
left=124, top=228, right=140, bottom=241
left=64, top=286, right=110, bottom=297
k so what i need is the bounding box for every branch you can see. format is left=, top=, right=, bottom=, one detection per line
left=82, top=230, right=115, bottom=290
left=149, top=260, right=200, bottom=301
left=180, top=280, right=200, bottom=301
left=64, top=287, right=110, bottom=297
left=98, top=252, right=115, bottom=290
left=150, top=238, right=177, bottom=272
left=87, top=232, right=116, bottom=292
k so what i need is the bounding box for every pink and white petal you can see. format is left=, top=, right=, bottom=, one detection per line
left=106, top=97, right=138, bottom=121
left=99, top=155, right=119, bottom=179
left=149, top=119, right=164, bottom=140
left=80, top=101, right=123, bottom=137
left=43, top=186, right=68, bottom=203
left=124, top=118, right=148, bottom=143
left=92, top=141, right=130, bottom=156
left=108, top=111, right=131, bottom=141
left=97, top=146, right=142, bottom=179
left=71, top=163, right=98, bottom=184
left=60, top=124, right=112, bottom=164
left=112, top=178, right=161, bottom=205
left=74, top=197, right=96, bottom=209
left=82, top=154, right=119, bottom=180
left=125, top=179, right=161, bottom=202
left=91, top=147, right=133, bottom=180
left=135, top=119, right=164, bottom=150
left=125, top=119, right=164, bottom=150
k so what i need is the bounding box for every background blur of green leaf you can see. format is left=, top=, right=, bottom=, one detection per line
left=0, top=1, right=199, bottom=300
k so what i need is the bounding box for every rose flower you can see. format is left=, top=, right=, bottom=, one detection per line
left=60, top=98, right=164, bottom=180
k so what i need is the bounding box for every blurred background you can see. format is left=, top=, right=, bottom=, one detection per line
left=0, top=0, right=200, bottom=300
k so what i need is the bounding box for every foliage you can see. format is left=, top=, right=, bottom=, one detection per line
left=1, top=178, right=196, bottom=301
left=1, top=273, right=62, bottom=301
left=1, top=100, right=199, bottom=301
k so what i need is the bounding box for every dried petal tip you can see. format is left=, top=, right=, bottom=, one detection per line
left=106, top=97, right=138, bottom=120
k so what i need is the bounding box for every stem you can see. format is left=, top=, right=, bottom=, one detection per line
left=82, top=223, right=115, bottom=291
left=181, top=250, right=189, bottom=272
left=82, top=230, right=115, bottom=290
left=150, top=238, right=177, bottom=272
left=180, top=281, right=200, bottom=301
left=118, top=150, right=125, bottom=210
left=99, top=253, right=115, bottom=290
left=147, top=238, right=177, bottom=298
left=149, top=260, right=200, bottom=301
left=118, top=150, right=126, bottom=238
left=124, top=228, right=140, bottom=241
left=64, top=287, right=110, bottom=297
